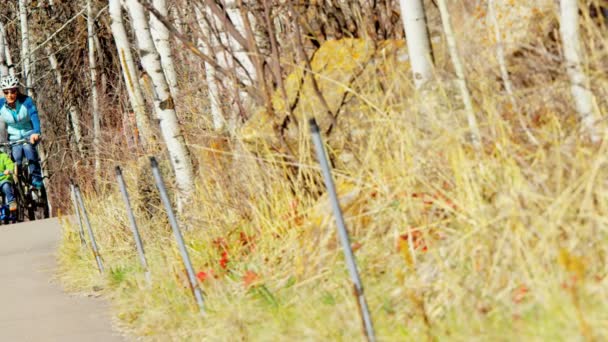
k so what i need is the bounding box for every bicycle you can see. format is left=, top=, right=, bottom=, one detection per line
left=0, top=139, right=50, bottom=221
left=0, top=170, right=24, bottom=224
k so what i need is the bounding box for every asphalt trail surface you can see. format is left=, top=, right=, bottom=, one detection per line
left=0, top=218, right=124, bottom=341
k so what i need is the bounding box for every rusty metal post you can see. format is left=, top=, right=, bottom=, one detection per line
left=116, top=166, right=150, bottom=282
left=150, top=157, right=205, bottom=314
left=69, top=181, right=86, bottom=247
left=310, top=118, right=376, bottom=342
left=74, top=185, right=104, bottom=274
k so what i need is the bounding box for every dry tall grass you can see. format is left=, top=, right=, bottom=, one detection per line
left=57, top=13, right=608, bottom=341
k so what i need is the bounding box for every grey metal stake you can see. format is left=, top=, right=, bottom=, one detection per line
left=309, top=118, right=376, bottom=342
left=74, top=185, right=104, bottom=274
left=116, top=166, right=150, bottom=282
left=150, top=157, right=205, bottom=314
left=69, top=181, right=87, bottom=247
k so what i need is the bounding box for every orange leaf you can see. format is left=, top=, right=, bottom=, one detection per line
left=243, top=270, right=259, bottom=288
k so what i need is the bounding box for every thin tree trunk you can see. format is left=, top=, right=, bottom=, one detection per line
left=0, top=22, right=14, bottom=76
left=19, top=1, right=53, bottom=213
left=399, top=0, right=433, bottom=87
left=149, top=0, right=179, bottom=98
left=488, top=0, right=538, bottom=146
left=19, top=0, right=33, bottom=96
left=170, top=3, right=183, bottom=35
left=262, top=0, right=291, bottom=117
left=225, top=0, right=256, bottom=85
left=560, top=0, right=600, bottom=142
left=93, top=31, right=108, bottom=97
left=0, top=24, right=8, bottom=76
left=436, top=0, right=481, bottom=149
left=47, top=46, right=85, bottom=157
left=88, top=0, right=101, bottom=180
left=109, top=0, right=154, bottom=148
left=126, top=0, right=194, bottom=209
left=203, top=0, right=257, bottom=132
left=194, top=5, right=224, bottom=130
left=226, top=0, right=257, bottom=126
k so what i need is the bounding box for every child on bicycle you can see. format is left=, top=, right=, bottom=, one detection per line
left=0, top=148, right=15, bottom=212
left=0, top=75, right=43, bottom=190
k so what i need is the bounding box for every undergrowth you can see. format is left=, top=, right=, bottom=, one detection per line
left=57, top=21, right=608, bottom=341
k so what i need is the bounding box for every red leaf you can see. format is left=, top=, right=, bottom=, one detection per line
left=242, top=270, right=259, bottom=288
left=219, top=251, right=229, bottom=269
left=197, top=271, right=208, bottom=282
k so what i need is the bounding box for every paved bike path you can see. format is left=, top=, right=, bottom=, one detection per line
left=0, top=218, right=124, bottom=341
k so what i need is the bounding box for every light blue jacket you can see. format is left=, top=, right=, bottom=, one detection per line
left=0, top=95, right=41, bottom=141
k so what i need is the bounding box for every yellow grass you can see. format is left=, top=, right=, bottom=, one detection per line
left=58, top=24, right=608, bottom=341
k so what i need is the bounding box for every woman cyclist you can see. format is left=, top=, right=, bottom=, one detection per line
left=0, top=75, right=43, bottom=190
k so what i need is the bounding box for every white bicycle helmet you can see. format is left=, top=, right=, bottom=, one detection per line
left=0, top=75, right=19, bottom=90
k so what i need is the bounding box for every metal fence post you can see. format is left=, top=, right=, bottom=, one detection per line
left=116, top=166, right=150, bottom=282
left=74, top=184, right=104, bottom=274
left=150, top=157, right=205, bottom=314
left=309, top=118, right=376, bottom=342
left=69, top=181, right=87, bottom=247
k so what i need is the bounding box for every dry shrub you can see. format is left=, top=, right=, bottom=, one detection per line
left=56, top=4, right=608, bottom=341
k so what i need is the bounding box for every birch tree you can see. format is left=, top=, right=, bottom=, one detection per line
left=436, top=0, right=481, bottom=148
left=0, top=25, right=8, bottom=76
left=399, top=0, right=433, bottom=87
left=88, top=0, right=101, bottom=178
left=194, top=5, right=224, bottom=130
left=125, top=0, right=194, bottom=207
left=149, top=0, right=179, bottom=98
left=560, top=0, right=600, bottom=141
left=203, top=0, right=256, bottom=132
left=170, top=3, right=184, bottom=35
left=109, top=0, right=154, bottom=147
left=19, top=0, right=32, bottom=95
left=224, top=0, right=257, bottom=85
left=1, top=21, right=15, bottom=76
left=20, top=0, right=52, bottom=212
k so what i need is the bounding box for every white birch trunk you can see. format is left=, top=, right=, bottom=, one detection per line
left=171, top=3, right=183, bottom=35
left=224, top=0, right=256, bottom=85
left=0, top=22, right=15, bottom=76
left=88, top=0, right=101, bottom=179
left=195, top=5, right=224, bottom=130
left=20, top=1, right=52, bottom=212
left=560, top=0, right=600, bottom=142
left=436, top=0, right=481, bottom=149
left=149, top=0, right=179, bottom=98
left=213, top=0, right=256, bottom=132
left=19, top=0, right=32, bottom=96
left=399, top=0, right=433, bottom=87
left=109, top=0, right=154, bottom=147
left=4, top=45, right=13, bottom=76
left=125, top=0, right=194, bottom=208
left=47, top=47, right=85, bottom=157
left=0, top=26, right=8, bottom=76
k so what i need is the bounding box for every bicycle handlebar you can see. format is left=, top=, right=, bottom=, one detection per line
left=0, top=138, right=33, bottom=147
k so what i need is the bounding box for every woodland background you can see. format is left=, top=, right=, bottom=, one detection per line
left=0, top=0, right=606, bottom=340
